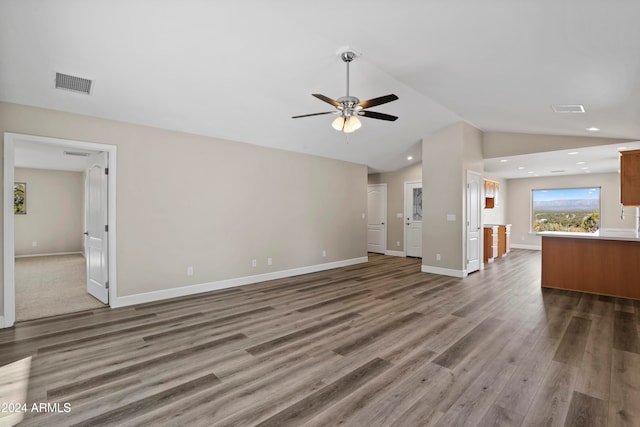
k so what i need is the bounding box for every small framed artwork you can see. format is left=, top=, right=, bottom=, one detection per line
left=14, top=182, right=26, bottom=214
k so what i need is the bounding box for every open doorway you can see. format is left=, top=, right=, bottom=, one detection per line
left=3, top=133, right=117, bottom=328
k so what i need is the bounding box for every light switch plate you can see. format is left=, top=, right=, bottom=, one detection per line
left=447, top=214, right=456, bottom=221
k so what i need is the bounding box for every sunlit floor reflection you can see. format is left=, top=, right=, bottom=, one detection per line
left=0, top=356, right=32, bottom=427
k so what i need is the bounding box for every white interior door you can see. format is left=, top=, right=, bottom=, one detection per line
left=86, top=152, right=109, bottom=303
left=405, top=181, right=422, bottom=258
left=367, top=184, right=387, bottom=254
left=467, top=170, right=481, bottom=274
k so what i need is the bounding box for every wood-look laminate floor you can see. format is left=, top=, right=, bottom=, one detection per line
left=1, top=249, right=639, bottom=426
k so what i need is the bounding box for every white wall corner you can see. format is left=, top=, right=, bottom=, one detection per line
left=111, top=256, right=369, bottom=309
left=0, top=316, right=5, bottom=328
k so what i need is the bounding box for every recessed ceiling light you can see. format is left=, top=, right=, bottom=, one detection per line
left=586, top=127, right=600, bottom=132
left=500, top=159, right=508, bottom=163
left=568, top=152, right=579, bottom=155
left=551, top=104, right=585, bottom=113
left=618, top=146, right=628, bottom=150
left=534, top=174, right=539, bottom=177
left=518, top=166, right=525, bottom=170
left=576, top=161, right=586, bottom=165
left=528, top=171, right=534, bottom=174
left=407, top=156, right=413, bottom=160
left=581, top=167, right=589, bottom=170
left=585, top=171, right=591, bottom=173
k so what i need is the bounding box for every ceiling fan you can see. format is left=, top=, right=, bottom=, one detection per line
left=292, top=50, right=399, bottom=133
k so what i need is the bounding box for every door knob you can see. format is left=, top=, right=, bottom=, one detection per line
left=381, top=222, right=385, bottom=225
left=83, top=232, right=89, bottom=235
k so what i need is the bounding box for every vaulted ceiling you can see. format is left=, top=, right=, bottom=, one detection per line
left=2, top=1, right=640, bottom=173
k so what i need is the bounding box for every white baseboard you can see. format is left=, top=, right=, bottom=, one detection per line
left=510, top=244, right=541, bottom=251
left=421, top=265, right=466, bottom=278
left=385, top=250, right=406, bottom=257
left=15, top=251, right=83, bottom=259
left=0, top=315, right=4, bottom=328
left=111, top=256, right=369, bottom=308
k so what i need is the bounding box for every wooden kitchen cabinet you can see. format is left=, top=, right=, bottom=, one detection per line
left=620, top=149, right=640, bottom=206
left=483, top=226, right=498, bottom=263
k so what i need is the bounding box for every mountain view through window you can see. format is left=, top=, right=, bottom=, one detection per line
left=532, top=187, right=601, bottom=233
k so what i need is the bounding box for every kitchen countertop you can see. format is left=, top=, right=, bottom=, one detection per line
left=538, top=231, right=640, bottom=242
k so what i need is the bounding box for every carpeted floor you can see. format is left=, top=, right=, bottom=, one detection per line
left=15, top=254, right=106, bottom=322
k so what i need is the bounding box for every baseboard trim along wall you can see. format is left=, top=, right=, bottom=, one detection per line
left=385, top=250, right=406, bottom=257
left=511, top=244, right=541, bottom=251
left=111, top=256, right=369, bottom=308
left=15, top=251, right=83, bottom=259
left=0, top=315, right=5, bottom=328
left=421, top=265, right=466, bottom=278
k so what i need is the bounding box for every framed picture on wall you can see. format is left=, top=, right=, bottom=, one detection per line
left=14, top=182, right=26, bottom=214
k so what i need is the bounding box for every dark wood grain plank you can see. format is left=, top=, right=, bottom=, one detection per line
left=432, top=317, right=503, bottom=369
left=613, top=310, right=640, bottom=354
left=553, top=315, right=591, bottom=367
left=564, top=391, right=607, bottom=427
left=255, top=358, right=392, bottom=427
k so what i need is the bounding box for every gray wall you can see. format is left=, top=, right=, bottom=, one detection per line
left=1, top=102, right=368, bottom=314
left=14, top=168, right=84, bottom=256
left=422, top=122, right=484, bottom=273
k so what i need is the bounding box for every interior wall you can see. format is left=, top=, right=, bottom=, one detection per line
left=422, top=122, right=484, bottom=274
left=14, top=168, right=84, bottom=256
left=368, top=162, right=422, bottom=254
left=483, top=175, right=508, bottom=225
left=507, top=172, right=634, bottom=249
left=1, top=102, right=368, bottom=312
left=483, top=131, right=634, bottom=158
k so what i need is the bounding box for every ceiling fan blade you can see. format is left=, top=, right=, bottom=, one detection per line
left=312, top=94, right=341, bottom=108
left=356, top=94, right=399, bottom=109
left=292, top=111, right=335, bottom=119
left=359, top=110, right=398, bottom=121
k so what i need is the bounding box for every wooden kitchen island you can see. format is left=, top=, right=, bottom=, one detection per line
left=541, top=233, right=640, bottom=300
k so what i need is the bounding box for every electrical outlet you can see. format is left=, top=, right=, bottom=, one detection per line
left=396, top=241, right=400, bottom=247
left=187, top=266, right=194, bottom=276
left=267, top=257, right=272, bottom=266
left=32, top=241, right=37, bottom=247
left=322, top=250, right=326, bottom=257
left=252, top=259, right=257, bottom=268
left=436, top=253, right=441, bottom=261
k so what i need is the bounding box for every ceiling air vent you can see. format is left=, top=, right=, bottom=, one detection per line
left=551, top=104, right=585, bottom=113
left=550, top=170, right=565, bottom=173
left=55, top=72, right=93, bottom=95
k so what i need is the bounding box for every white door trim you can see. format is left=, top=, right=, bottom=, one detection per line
left=404, top=180, right=422, bottom=258
left=466, top=170, right=482, bottom=274
left=3, top=132, right=117, bottom=328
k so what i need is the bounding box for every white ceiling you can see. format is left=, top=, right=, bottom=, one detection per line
left=2, top=1, right=640, bottom=174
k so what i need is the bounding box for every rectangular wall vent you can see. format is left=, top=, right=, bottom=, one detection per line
left=55, top=72, right=93, bottom=95
left=551, top=104, right=585, bottom=113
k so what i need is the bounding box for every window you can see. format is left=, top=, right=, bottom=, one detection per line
left=532, top=187, right=601, bottom=233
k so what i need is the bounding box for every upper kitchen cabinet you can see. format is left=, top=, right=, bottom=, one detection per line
left=620, top=149, right=640, bottom=206
left=484, top=179, right=499, bottom=209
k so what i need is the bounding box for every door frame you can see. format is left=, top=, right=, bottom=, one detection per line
left=466, top=170, right=482, bottom=275
left=3, top=132, right=117, bottom=328
left=404, top=180, right=422, bottom=258
left=367, top=183, right=387, bottom=254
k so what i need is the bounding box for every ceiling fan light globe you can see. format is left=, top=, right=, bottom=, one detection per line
left=332, top=116, right=345, bottom=131
left=343, top=116, right=362, bottom=133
